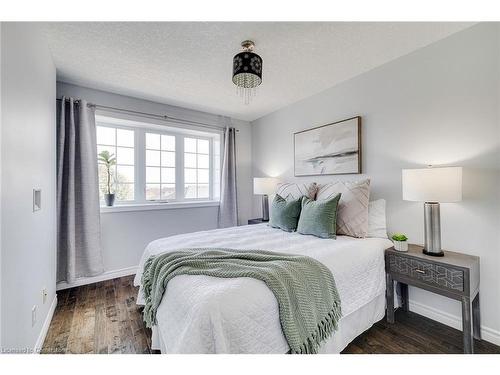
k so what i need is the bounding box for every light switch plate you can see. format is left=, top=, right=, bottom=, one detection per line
left=33, top=189, right=41, bottom=212
left=42, top=288, right=48, bottom=304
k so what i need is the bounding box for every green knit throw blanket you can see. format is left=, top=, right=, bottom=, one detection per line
left=141, top=248, right=342, bottom=354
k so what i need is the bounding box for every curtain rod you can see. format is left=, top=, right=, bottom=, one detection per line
left=57, top=98, right=238, bottom=133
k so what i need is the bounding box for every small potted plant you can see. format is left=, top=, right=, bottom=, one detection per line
left=98, top=150, right=116, bottom=207
left=392, top=233, right=409, bottom=252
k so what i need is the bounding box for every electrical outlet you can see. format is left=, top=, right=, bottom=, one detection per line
left=42, top=288, right=48, bottom=304
left=32, top=305, right=37, bottom=327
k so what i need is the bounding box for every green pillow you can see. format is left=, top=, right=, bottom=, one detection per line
left=297, top=193, right=341, bottom=239
left=268, top=194, right=302, bottom=232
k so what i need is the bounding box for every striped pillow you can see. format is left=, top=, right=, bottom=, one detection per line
left=275, top=182, right=318, bottom=200
left=316, top=179, right=371, bottom=238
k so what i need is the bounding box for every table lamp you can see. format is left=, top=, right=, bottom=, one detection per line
left=402, top=166, right=462, bottom=257
left=253, top=177, right=279, bottom=221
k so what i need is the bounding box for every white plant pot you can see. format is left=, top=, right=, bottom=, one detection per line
left=393, top=240, right=408, bottom=252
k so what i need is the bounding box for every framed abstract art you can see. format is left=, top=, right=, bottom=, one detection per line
left=294, top=116, right=361, bottom=176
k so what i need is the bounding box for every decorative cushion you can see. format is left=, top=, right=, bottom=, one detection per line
left=297, top=194, right=341, bottom=239
left=268, top=194, right=302, bottom=232
left=316, top=179, right=371, bottom=238
left=367, top=199, right=388, bottom=239
left=275, top=182, right=318, bottom=200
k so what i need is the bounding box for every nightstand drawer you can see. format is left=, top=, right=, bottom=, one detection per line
left=388, top=254, right=464, bottom=292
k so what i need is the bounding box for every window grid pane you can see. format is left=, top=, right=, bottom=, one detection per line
left=117, top=129, right=134, bottom=147
left=116, top=146, right=134, bottom=165
left=161, top=167, right=175, bottom=184
left=97, top=126, right=116, bottom=146
left=146, top=150, right=161, bottom=166
left=146, top=166, right=161, bottom=183
left=146, top=184, right=161, bottom=201
left=116, top=183, right=134, bottom=201
left=161, top=184, right=175, bottom=200
left=116, top=165, right=134, bottom=183
left=161, top=135, right=176, bottom=151
left=146, top=133, right=160, bottom=150
left=161, top=151, right=175, bottom=167
left=197, top=139, right=209, bottom=154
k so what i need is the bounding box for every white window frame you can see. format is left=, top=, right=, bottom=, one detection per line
left=142, top=129, right=178, bottom=203
left=182, top=135, right=213, bottom=201
left=96, top=115, right=222, bottom=210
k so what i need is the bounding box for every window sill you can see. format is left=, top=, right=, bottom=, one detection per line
left=100, top=200, right=220, bottom=214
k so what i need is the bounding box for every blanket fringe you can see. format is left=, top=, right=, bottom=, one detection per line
left=292, top=302, right=343, bottom=354
left=141, top=256, right=157, bottom=328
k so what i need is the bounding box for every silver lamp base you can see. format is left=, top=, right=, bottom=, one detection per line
left=262, top=195, right=269, bottom=222
left=423, top=202, right=444, bottom=257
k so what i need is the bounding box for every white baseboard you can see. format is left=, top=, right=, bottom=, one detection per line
left=56, top=266, right=137, bottom=291
left=409, top=299, right=500, bottom=346
left=34, top=294, right=57, bottom=353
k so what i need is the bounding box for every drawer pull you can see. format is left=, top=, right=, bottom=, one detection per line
left=415, top=269, right=426, bottom=274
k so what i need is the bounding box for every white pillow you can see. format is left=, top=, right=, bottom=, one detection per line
left=316, top=179, right=371, bottom=238
left=275, top=182, right=318, bottom=200
left=367, top=199, right=388, bottom=238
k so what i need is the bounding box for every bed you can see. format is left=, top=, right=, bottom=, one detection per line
left=134, top=223, right=393, bottom=354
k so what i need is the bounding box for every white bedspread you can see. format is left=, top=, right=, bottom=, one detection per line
left=134, top=224, right=393, bottom=353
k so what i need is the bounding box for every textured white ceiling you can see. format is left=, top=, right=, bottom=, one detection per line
left=43, top=22, right=473, bottom=121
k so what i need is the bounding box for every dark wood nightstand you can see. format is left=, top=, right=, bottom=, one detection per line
left=385, top=244, right=480, bottom=354
left=248, top=218, right=268, bottom=225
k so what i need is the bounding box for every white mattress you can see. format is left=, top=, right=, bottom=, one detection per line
left=134, top=224, right=393, bottom=353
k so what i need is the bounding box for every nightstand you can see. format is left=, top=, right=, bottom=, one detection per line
left=385, top=244, right=480, bottom=354
left=248, top=218, right=268, bottom=225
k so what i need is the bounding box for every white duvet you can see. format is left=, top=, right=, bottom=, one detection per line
left=134, top=224, right=393, bottom=353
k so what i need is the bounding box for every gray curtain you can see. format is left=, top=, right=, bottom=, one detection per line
left=57, top=97, right=104, bottom=283
left=218, top=127, right=238, bottom=228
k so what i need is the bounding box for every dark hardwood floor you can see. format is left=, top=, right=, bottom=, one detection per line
left=42, top=276, right=153, bottom=354
left=42, top=275, right=500, bottom=354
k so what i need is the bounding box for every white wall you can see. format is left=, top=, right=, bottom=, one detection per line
left=251, top=24, right=500, bottom=343
left=56, top=83, right=252, bottom=280
left=1, top=23, right=57, bottom=350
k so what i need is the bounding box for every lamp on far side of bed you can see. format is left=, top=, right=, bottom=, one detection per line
left=402, top=166, right=462, bottom=257
left=254, top=177, right=279, bottom=222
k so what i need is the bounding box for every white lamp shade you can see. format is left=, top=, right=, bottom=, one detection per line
left=402, top=167, right=462, bottom=202
left=253, top=177, right=279, bottom=195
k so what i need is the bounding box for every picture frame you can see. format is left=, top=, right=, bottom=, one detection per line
left=294, top=116, right=361, bottom=176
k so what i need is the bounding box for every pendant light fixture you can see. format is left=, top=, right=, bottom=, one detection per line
left=232, top=40, right=263, bottom=104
